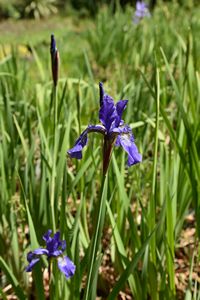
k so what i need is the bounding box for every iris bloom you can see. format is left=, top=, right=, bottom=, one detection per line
left=50, top=34, right=59, bottom=86
left=68, top=83, right=142, bottom=174
left=134, top=1, right=151, bottom=23
left=26, top=230, right=75, bottom=279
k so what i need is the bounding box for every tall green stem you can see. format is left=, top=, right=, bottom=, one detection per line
left=84, top=174, right=108, bottom=300
left=148, top=68, right=160, bottom=300
left=50, top=86, right=57, bottom=232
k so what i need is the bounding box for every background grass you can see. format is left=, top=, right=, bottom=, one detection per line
left=0, top=1, right=200, bottom=299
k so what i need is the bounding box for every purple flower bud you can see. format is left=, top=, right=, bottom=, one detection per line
left=50, top=34, right=59, bottom=87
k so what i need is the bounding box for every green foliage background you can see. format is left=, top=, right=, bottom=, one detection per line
left=0, top=1, right=200, bottom=299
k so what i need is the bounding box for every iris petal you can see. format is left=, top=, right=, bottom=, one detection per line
left=57, top=256, right=76, bottom=279
left=33, top=248, right=49, bottom=256
left=68, top=83, right=141, bottom=170
left=115, top=126, right=142, bottom=166
left=68, top=125, right=105, bottom=159
left=25, top=258, right=40, bottom=272
left=43, top=230, right=52, bottom=242
left=50, top=231, right=61, bottom=251
left=115, top=100, right=128, bottom=127
left=99, top=94, right=116, bottom=132
left=50, top=250, right=63, bottom=257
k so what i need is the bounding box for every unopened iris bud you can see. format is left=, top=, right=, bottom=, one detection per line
left=50, top=34, right=59, bottom=87
left=99, top=82, right=104, bottom=107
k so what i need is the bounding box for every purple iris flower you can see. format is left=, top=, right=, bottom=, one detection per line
left=134, top=1, right=151, bottom=23
left=68, top=83, right=142, bottom=174
left=26, top=230, right=75, bottom=279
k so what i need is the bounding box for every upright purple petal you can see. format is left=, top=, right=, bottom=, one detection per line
left=43, top=230, right=52, bottom=243
left=115, top=126, right=142, bottom=166
left=46, top=231, right=62, bottom=256
left=68, top=125, right=106, bottom=159
left=115, top=100, right=128, bottom=127
left=57, top=256, right=76, bottom=279
left=134, top=1, right=151, bottom=20
left=99, top=94, right=116, bottom=132
left=136, top=1, right=146, bottom=12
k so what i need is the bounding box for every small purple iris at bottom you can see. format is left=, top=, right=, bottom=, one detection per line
left=25, top=230, right=75, bottom=280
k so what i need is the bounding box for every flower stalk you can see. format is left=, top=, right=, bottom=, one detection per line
left=50, top=34, right=59, bottom=231
left=84, top=174, right=108, bottom=300
left=68, top=83, right=142, bottom=299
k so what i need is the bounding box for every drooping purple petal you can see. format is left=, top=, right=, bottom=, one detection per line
left=115, top=126, right=142, bottom=166
left=99, top=94, right=116, bottom=132
left=57, top=256, right=76, bottom=279
left=26, top=258, right=40, bottom=272
left=68, top=128, right=89, bottom=159
left=33, top=248, right=49, bottom=256
left=27, top=251, right=35, bottom=263
left=68, top=125, right=106, bottom=159
left=115, top=100, right=128, bottom=127
left=68, top=143, right=83, bottom=159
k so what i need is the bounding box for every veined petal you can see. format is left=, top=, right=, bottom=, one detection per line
left=99, top=93, right=116, bottom=132
left=57, top=256, right=76, bottom=279
left=115, top=126, right=142, bottom=166
left=68, top=125, right=105, bottom=159
left=115, top=100, right=128, bottom=127
left=25, top=258, right=40, bottom=272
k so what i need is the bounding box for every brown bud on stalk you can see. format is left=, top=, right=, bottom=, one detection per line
left=50, top=34, right=59, bottom=87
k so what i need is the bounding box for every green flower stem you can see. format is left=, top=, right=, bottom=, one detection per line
left=84, top=174, right=108, bottom=300
left=50, top=85, right=57, bottom=232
